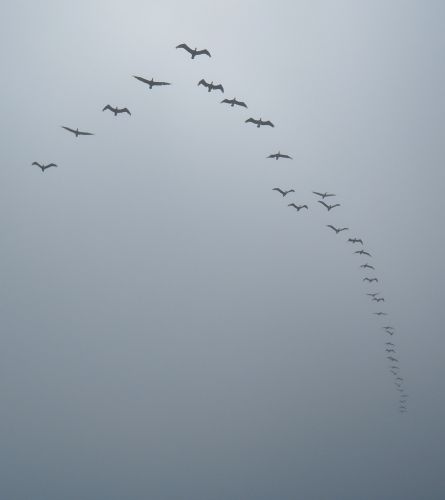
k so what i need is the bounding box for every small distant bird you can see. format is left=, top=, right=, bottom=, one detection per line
left=386, top=342, right=395, bottom=346
left=383, top=326, right=395, bottom=331
left=267, top=151, right=292, bottom=160
left=355, top=250, right=372, bottom=257
left=366, top=292, right=380, bottom=297
left=318, top=200, right=341, bottom=211
left=348, top=238, right=364, bottom=245
left=176, top=43, right=211, bottom=59
left=245, top=117, right=274, bottom=128
left=326, top=225, right=348, bottom=234
left=288, top=203, right=308, bottom=211
left=372, top=297, right=385, bottom=302
left=221, top=97, right=247, bottom=108
left=386, top=349, right=396, bottom=353
left=272, top=188, right=295, bottom=197
left=363, top=277, right=379, bottom=283
left=374, top=312, right=388, bottom=316
left=396, top=377, right=404, bottom=381
left=361, top=263, right=375, bottom=270
left=32, top=162, right=57, bottom=172
left=198, top=79, right=224, bottom=93
left=133, top=75, right=171, bottom=88
left=313, top=191, right=335, bottom=199
left=390, top=366, right=399, bottom=370
left=61, top=126, right=94, bottom=137
left=387, top=356, right=398, bottom=362
left=391, top=370, right=398, bottom=376
left=102, top=105, right=131, bottom=116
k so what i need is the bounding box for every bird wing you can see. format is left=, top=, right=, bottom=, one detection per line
left=152, top=80, right=171, bottom=86
left=325, top=193, right=336, bottom=197
left=263, top=120, right=274, bottom=127
left=332, top=204, right=341, bottom=208
left=326, top=225, right=337, bottom=231
left=61, top=126, right=76, bottom=134
left=133, top=75, right=152, bottom=85
left=280, top=154, right=292, bottom=159
left=46, top=163, right=57, bottom=168
left=103, top=104, right=114, bottom=112
left=221, top=98, right=232, bottom=104
left=213, top=84, right=224, bottom=92
left=273, top=188, right=284, bottom=195
left=234, top=99, right=247, bottom=108
left=267, top=154, right=277, bottom=158
left=198, top=79, right=209, bottom=87
left=312, top=191, right=324, bottom=197
left=302, top=205, right=308, bottom=209
left=32, top=162, right=42, bottom=167
left=245, top=118, right=257, bottom=124
left=77, top=130, right=94, bottom=135
left=318, top=200, right=329, bottom=209
left=196, top=48, right=211, bottom=57
left=176, top=43, right=193, bottom=54
left=119, top=108, right=131, bottom=115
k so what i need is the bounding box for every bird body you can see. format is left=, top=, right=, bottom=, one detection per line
left=326, top=225, right=348, bottom=234
left=176, top=43, right=211, bottom=59
left=288, top=203, right=308, bottom=211
left=245, top=117, right=274, bottom=128
left=318, top=200, right=341, bottom=211
left=32, top=162, right=57, bottom=172
left=133, top=75, right=171, bottom=89
left=61, top=126, right=94, bottom=137
left=268, top=151, right=292, bottom=160
left=102, top=105, right=131, bottom=116
left=272, top=188, right=295, bottom=197
left=221, top=97, right=247, bottom=108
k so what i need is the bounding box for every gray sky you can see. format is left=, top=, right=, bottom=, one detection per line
left=1, top=1, right=445, bottom=499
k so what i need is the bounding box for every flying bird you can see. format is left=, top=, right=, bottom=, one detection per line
left=221, top=97, right=247, bottom=108
left=348, top=238, right=364, bottom=245
left=61, top=126, right=94, bottom=137
left=32, top=162, right=57, bottom=172
left=363, top=277, right=379, bottom=283
left=133, top=75, right=171, bottom=89
left=385, top=342, right=395, bottom=346
left=372, top=297, right=385, bottom=302
left=198, top=79, right=224, bottom=93
left=272, top=188, right=295, bottom=197
left=318, top=200, right=341, bottom=211
left=267, top=151, right=292, bottom=160
left=387, top=356, right=399, bottom=362
left=176, top=43, right=211, bottom=59
left=373, top=312, right=388, bottom=316
left=361, top=263, right=375, bottom=270
left=383, top=326, right=395, bottom=331
left=102, top=105, right=131, bottom=116
left=313, top=191, right=335, bottom=199
left=355, top=250, right=372, bottom=256
left=326, top=225, right=348, bottom=234
left=245, top=117, right=274, bottom=128
left=386, top=349, right=396, bottom=353
left=288, top=203, right=308, bottom=211
left=366, top=292, right=380, bottom=297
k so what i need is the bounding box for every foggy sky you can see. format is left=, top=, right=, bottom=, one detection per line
left=1, top=1, right=445, bottom=499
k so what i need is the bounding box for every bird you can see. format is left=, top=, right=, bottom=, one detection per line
left=176, top=43, right=211, bottom=59
left=61, top=126, right=94, bottom=137
left=361, top=263, right=375, bottom=270
left=385, top=330, right=395, bottom=336
left=221, top=97, right=247, bottom=108
left=390, top=370, right=398, bottom=376
left=288, top=203, right=308, bottom=211
left=326, top=225, right=348, bottom=234
left=355, top=250, right=372, bottom=256
left=102, top=105, right=131, bottom=116
left=32, top=162, right=57, bottom=172
left=318, top=200, right=341, bottom=211
left=396, top=377, right=404, bottom=381
left=272, top=188, right=295, bottom=197
left=373, top=312, right=388, bottom=316
left=383, top=326, right=395, bottom=331
left=363, top=277, right=379, bottom=283
left=385, top=342, right=395, bottom=346
left=133, top=75, right=171, bottom=89
left=386, top=349, right=396, bottom=353
left=267, top=151, right=292, bottom=160
left=387, top=356, right=399, bottom=362
left=245, top=117, right=274, bottom=128
left=390, top=366, right=399, bottom=370
left=198, top=79, right=224, bottom=93
left=366, top=292, right=380, bottom=297
left=313, top=191, right=335, bottom=199
left=372, top=297, right=385, bottom=302
left=348, top=238, right=364, bottom=245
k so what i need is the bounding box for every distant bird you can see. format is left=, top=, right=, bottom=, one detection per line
left=390, top=366, right=399, bottom=370
left=383, top=326, right=395, bottom=331
left=374, top=312, right=388, bottom=316
left=326, top=225, right=348, bottom=234
left=267, top=151, right=292, bottom=160
left=32, top=162, right=57, bottom=172
left=288, top=203, right=308, bottom=211
left=387, top=356, right=398, bottom=362
left=391, top=370, right=398, bottom=376
left=396, top=377, right=404, bottom=381
left=386, top=349, right=396, bottom=353
left=198, top=79, right=224, bottom=93
left=363, top=277, right=379, bottom=283
left=176, top=43, right=211, bottom=59
left=221, top=97, right=247, bottom=108
left=361, top=263, right=375, bottom=270
left=245, top=117, right=274, bottom=128
left=102, top=105, right=131, bottom=116
left=313, top=191, right=335, bottom=199
left=348, top=238, right=364, bottom=245
left=385, top=342, right=395, bottom=346
left=386, top=330, right=395, bottom=336
left=133, top=75, right=171, bottom=89
left=61, top=126, right=94, bottom=137
left=272, top=188, right=295, bottom=197
left=366, top=292, right=380, bottom=297
left=355, top=250, right=372, bottom=257
left=318, top=200, right=341, bottom=211
left=372, top=297, right=385, bottom=302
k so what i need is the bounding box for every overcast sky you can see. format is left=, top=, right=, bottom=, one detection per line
left=1, top=1, right=445, bottom=499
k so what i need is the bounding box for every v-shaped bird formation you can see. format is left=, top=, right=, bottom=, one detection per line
left=31, top=41, right=408, bottom=414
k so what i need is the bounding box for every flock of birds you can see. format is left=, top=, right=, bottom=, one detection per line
left=32, top=42, right=408, bottom=414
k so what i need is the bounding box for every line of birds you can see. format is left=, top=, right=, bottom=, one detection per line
left=31, top=41, right=408, bottom=413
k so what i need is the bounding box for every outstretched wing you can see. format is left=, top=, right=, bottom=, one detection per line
left=152, top=80, right=171, bottom=86
left=325, top=193, right=336, bottom=197
left=273, top=188, right=285, bottom=195
left=312, top=191, right=324, bottom=197
left=318, top=200, right=329, bottom=209
left=133, top=75, right=151, bottom=85
left=118, top=107, right=131, bottom=115
left=103, top=104, right=114, bottom=112
left=77, top=130, right=94, bottom=136
left=221, top=98, right=232, bottom=105
left=326, top=225, right=337, bottom=231
left=61, top=126, right=76, bottom=134
left=280, top=154, right=292, bottom=159
left=198, top=79, right=209, bottom=88
left=46, top=163, right=58, bottom=168
left=268, top=154, right=277, bottom=158
left=213, top=84, right=224, bottom=93
left=234, top=99, right=247, bottom=108
left=263, top=120, right=274, bottom=127
left=32, top=162, right=42, bottom=167
left=288, top=203, right=298, bottom=209
left=176, top=43, right=193, bottom=54
left=196, top=48, right=211, bottom=57
left=331, top=203, right=341, bottom=208
left=245, top=118, right=257, bottom=124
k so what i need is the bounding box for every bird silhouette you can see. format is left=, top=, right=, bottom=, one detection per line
left=366, top=292, right=380, bottom=297
left=383, top=326, right=395, bottom=331
left=373, top=312, right=388, bottom=316
left=372, top=297, right=385, bottom=302
left=386, top=349, right=396, bottom=353
left=221, top=97, right=247, bottom=108
left=361, top=263, right=375, bottom=270
left=198, top=79, right=224, bottom=93
left=272, top=188, right=295, bottom=197
left=348, top=238, right=364, bottom=245
left=267, top=151, right=292, bottom=160
left=313, top=191, right=335, bottom=199
left=326, top=225, right=348, bottom=234
left=133, top=75, right=171, bottom=89
left=245, top=117, right=274, bottom=128
left=363, top=277, right=379, bottom=283
left=176, top=43, right=211, bottom=58
left=61, top=126, right=94, bottom=137
left=355, top=250, right=372, bottom=257
left=387, top=356, right=399, bottom=362
left=385, top=342, right=395, bottom=346
left=288, top=203, right=308, bottom=211
left=318, top=200, right=341, bottom=211
left=102, top=105, right=131, bottom=116
left=32, top=162, right=57, bottom=172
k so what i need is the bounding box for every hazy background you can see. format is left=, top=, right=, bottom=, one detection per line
left=1, top=1, right=444, bottom=499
